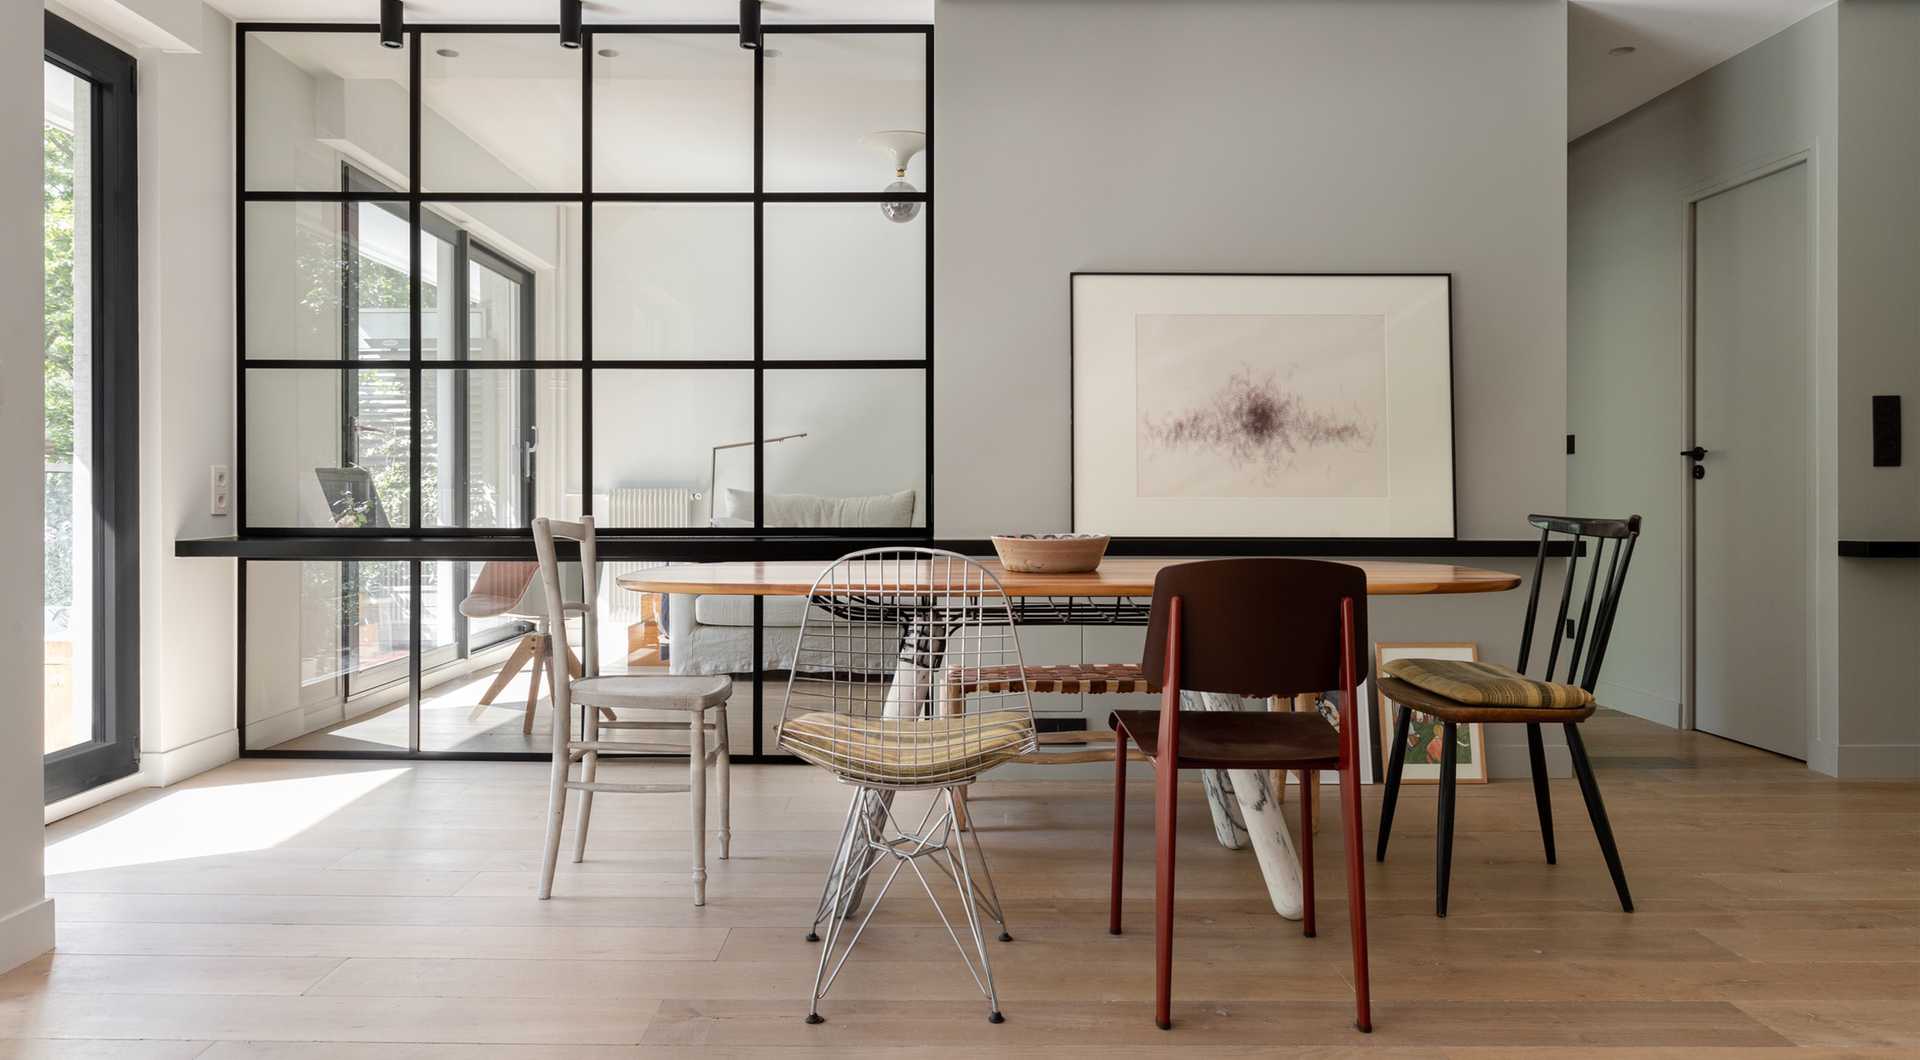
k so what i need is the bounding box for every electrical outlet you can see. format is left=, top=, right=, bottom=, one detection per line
left=210, top=465, right=231, bottom=516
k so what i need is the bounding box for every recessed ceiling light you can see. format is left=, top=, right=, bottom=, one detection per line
left=435, top=47, right=459, bottom=58
left=1609, top=45, right=1637, bottom=56
left=597, top=48, right=619, bottom=58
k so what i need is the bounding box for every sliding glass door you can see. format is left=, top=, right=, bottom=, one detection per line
left=44, top=15, right=138, bottom=801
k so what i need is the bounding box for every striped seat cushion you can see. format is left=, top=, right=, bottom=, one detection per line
left=1382, top=658, right=1594, bottom=709
left=778, top=710, right=1036, bottom=785
left=941, top=663, right=1155, bottom=696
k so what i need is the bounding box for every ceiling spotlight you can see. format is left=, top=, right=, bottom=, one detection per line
left=559, top=0, right=582, bottom=49
left=1609, top=45, right=1637, bottom=56
left=597, top=48, right=619, bottom=58
left=435, top=47, right=459, bottom=58
left=379, top=0, right=403, bottom=49
left=739, top=0, right=762, bottom=51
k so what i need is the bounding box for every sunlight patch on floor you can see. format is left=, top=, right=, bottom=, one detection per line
left=45, top=768, right=410, bottom=875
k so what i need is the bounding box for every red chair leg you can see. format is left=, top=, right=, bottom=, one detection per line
left=1153, top=759, right=1178, bottom=1030
left=1339, top=760, right=1372, bottom=1033
left=1110, top=728, right=1127, bottom=936
left=1299, top=768, right=1315, bottom=938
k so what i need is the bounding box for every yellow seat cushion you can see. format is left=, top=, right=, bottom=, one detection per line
left=778, top=710, right=1036, bottom=786
left=1381, top=658, right=1594, bottom=710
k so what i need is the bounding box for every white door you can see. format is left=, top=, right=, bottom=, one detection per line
left=1690, top=161, right=1811, bottom=760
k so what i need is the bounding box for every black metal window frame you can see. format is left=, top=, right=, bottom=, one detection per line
left=233, top=18, right=935, bottom=761
left=45, top=12, right=141, bottom=802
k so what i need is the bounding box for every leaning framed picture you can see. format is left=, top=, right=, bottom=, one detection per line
left=1071, top=272, right=1454, bottom=538
left=1376, top=642, right=1487, bottom=784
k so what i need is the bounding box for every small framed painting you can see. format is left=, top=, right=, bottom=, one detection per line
left=1376, top=642, right=1487, bottom=784
left=1071, top=272, right=1455, bottom=538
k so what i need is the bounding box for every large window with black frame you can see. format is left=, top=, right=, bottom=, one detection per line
left=236, top=18, right=931, bottom=757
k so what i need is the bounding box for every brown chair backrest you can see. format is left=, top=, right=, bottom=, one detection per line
left=1141, top=558, right=1369, bottom=699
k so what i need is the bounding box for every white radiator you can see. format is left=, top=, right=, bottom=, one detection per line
left=602, top=487, right=694, bottom=623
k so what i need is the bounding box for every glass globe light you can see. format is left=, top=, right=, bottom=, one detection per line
left=881, top=179, right=920, bottom=224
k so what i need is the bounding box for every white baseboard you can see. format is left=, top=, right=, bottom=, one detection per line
left=0, top=898, right=54, bottom=975
left=43, top=728, right=238, bottom=824
left=1834, top=743, right=1920, bottom=779
left=1593, top=679, right=1682, bottom=729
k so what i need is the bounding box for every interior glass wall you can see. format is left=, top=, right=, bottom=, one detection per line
left=236, top=21, right=931, bottom=756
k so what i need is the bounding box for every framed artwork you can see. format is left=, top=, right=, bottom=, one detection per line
left=1376, top=642, right=1487, bottom=784
left=1071, top=272, right=1454, bottom=538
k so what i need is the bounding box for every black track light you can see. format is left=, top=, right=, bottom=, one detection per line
left=559, top=0, right=582, bottom=49
left=379, top=0, right=403, bottom=49
left=739, top=0, right=761, bottom=51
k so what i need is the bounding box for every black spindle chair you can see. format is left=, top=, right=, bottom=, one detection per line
left=1375, top=514, right=1641, bottom=917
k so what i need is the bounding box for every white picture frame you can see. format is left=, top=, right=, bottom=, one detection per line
left=1071, top=273, right=1455, bottom=538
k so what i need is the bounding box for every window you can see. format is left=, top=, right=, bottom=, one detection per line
left=45, top=14, right=139, bottom=801
left=237, top=21, right=931, bottom=757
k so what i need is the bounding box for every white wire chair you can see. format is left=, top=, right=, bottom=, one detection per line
left=777, top=548, right=1038, bottom=1025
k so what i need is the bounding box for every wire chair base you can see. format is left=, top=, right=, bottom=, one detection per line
left=803, top=785, right=1012, bottom=1025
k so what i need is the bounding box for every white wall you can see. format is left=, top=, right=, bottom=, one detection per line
left=934, top=0, right=1572, bottom=776
left=1, top=0, right=55, bottom=973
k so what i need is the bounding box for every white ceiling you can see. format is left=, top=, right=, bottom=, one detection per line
left=1569, top=0, right=1834, bottom=139
left=208, top=1, right=933, bottom=24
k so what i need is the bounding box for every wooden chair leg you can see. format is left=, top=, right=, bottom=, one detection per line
left=571, top=703, right=598, bottom=864
left=954, top=787, right=971, bottom=831
left=716, top=704, right=731, bottom=860
left=1566, top=723, right=1633, bottom=912
left=1526, top=722, right=1557, bottom=864
left=1153, top=758, right=1179, bottom=1030
left=537, top=692, right=570, bottom=900
left=1109, top=727, right=1127, bottom=936
left=1299, top=760, right=1315, bottom=938
left=473, top=634, right=534, bottom=714
left=523, top=636, right=548, bottom=736
left=1376, top=705, right=1411, bottom=861
left=690, top=707, right=708, bottom=907
left=1339, top=758, right=1372, bottom=1033
left=1436, top=721, right=1458, bottom=918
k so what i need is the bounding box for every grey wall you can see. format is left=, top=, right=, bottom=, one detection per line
left=933, top=0, right=1568, bottom=540
left=1569, top=0, right=1916, bottom=776
left=0, top=0, right=53, bottom=973
left=934, top=0, right=1572, bottom=776
left=1568, top=7, right=1839, bottom=732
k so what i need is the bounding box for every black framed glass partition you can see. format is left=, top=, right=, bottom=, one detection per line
left=235, top=17, right=932, bottom=757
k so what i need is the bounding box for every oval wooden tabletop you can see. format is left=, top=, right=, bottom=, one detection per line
left=617, top=557, right=1520, bottom=597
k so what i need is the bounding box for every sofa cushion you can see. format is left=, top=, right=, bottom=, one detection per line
left=720, top=487, right=917, bottom=528
left=692, top=594, right=813, bottom=628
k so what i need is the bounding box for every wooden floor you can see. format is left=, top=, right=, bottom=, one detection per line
left=6, top=711, right=1917, bottom=1057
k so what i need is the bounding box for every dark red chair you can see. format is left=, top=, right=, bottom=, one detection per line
left=1108, top=559, right=1372, bottom=1032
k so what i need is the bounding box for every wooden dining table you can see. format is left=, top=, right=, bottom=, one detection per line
left=618, top=556, right=1521, bottom=920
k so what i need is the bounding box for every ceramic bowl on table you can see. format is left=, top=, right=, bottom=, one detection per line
left=990, top=533, right=1111, bottom=574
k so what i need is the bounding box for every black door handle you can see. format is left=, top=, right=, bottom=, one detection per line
left=1680, top=446, right=1709, bottom=460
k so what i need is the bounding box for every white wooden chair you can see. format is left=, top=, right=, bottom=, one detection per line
left=532, top=516, right=733, bottom=905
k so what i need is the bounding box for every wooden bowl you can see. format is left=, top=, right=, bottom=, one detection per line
left=991, top=533, right=1111, bottom=574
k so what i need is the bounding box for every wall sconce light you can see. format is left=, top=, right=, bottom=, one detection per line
left=863, top=130, right=926, bottom=223
left=739, top=0, right=762, bottom=51
left=379, top=0, right=403, bottom=49
left=560, top=0, right=583, bottom=49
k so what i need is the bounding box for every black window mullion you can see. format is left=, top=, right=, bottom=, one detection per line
left=580, top=32, right=594, bottom=535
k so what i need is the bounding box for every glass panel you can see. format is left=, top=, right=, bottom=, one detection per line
left=764, top=33, right=926, bottom=192
left=764, top=203, right=923, bottom=360
left=245, top=368, right=412, bottom=528
left=593, top=34, right=752, bottom=191
left=592, top=204, right=752, bottom=361
left=423, top=559, right=557, bottom=754
left=422, top=34, right=582, bottom=193
left=244, top=560, right=412, bottom=752
left=421, top=369, right=581, bottom=529
left=244, top=32, right=411, bottom=192
left=44, top=62, right=94, bottom=755
left=763, top=369, right=925, bottom=527
left=590, top=370, right=753, bottom=528
left=423, top=201, right=583, bottom=361
left=244, top=200, right=412, bottom=361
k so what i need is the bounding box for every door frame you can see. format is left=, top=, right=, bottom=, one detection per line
left=43, top=13, right=141, bottom=803
left=1680, top=148, right=1821, bottom=750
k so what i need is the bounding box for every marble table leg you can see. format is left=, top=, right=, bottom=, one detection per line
left=1193, top=691, right=1305, bottom=921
